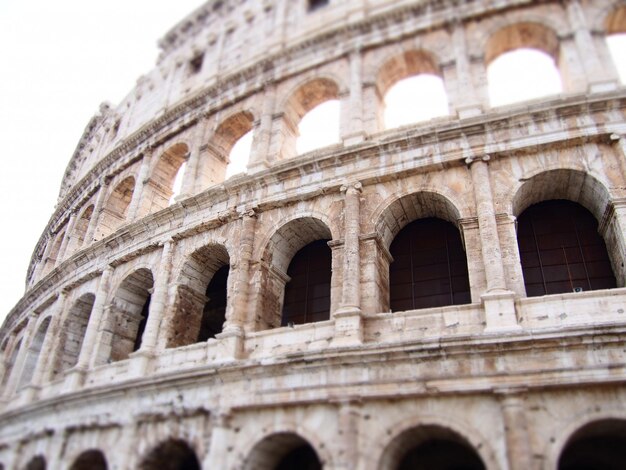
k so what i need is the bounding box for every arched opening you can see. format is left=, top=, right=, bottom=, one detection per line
left=42, top=230, right=66, bottom=275
left=23, top=456, right=46, bottom=470
left=145, top=143, right=189, bottom=214
left=606, top=6, right=626, bottom=84
left=169, top=161, right=187, bottom=205
left=208, top=111, right=254, bottom=183
left=69, top=449, right=108, bottom=470
left=1, top=338, right=21, bottom=387
left=296, top=100, right=340, bottom=154
left=282, top=239, right=332, bottom=326
left=389, top=218, right=470, bottom=311
left=517, top=200, right=616, bottom=297
left=259, top=217, right=333, bottom=330
left=377, top=50, right=449, bottom=129
left=52, top=293, right=95, bottom=379
left=282, top=78, right=340, bottom=158
left=376, top=191, right=466, bottom=312
left=139, top=439, right=200, bottom=470
left=380, top=425, right=485, bottom=470
left=97, top=176, right=135, bottom=239
left=244, top=433, right=322, bottom=470
left=18, top=317, right=51, bottom=389
left=486, top=23, right=562, bottom=106
left=168, top=244, right=230, bottom=348
left=227, top=130, right=253, bottom=179
left=105, top=269, right=154, bottom=363
left=72, top=205, right=94, bottom=249
left=559, top=419, right=626, bottom=469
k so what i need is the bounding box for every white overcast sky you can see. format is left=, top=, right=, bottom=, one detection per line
left=0, top=1, right=206, bottom=323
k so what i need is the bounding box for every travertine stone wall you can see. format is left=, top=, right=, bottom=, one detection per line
left=1, top=0, right=626, bottom=468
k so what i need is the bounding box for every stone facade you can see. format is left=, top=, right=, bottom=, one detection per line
left=1, top=0, right=626, bottom=468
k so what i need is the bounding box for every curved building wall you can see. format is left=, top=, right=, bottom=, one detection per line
left=1, top=0, right=626, bottom=469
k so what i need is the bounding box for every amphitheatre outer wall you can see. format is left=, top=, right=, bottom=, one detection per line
left=1, top=0, right=626, bottom=469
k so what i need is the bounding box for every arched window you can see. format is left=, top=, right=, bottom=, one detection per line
left=296, top=100, right=340, bottom=154
left=377, top=51, right=449, bottom=129
left=69, top=450, right=108, bottom=470
left=1, top=339, right=21, bottom=387
left=97, top=176, right=135, bottom=239
left=52, top=294, right=95, bottom=379
left=145, top=143, right=188, bottom=214
left=24, top=456, right=46, bottom=470
left=517, top=200, right=616, bottom=297
left=226, top=130, right=253, bottom=179
left=198, top=264, right=229, bottom=341
left=139, top=439, right=200, bottom=470
left=389, top=218, right=470, bottom=311
left=18, top=317, right=51, bottom=389
left=104, top=269, right=153, bottom=363
left=282, top=78, right=340, bottom=158
left=210, top=111, right=254, bottom=183
left=282, top=239, right=332, bottom=326
left=168, top=161, right=187, bottom=205
left=168, top=244, right=230, bottom=348
left=72, top=205, right=94, bottom=250
left=606, top=6, right=626, bottom=84
left=380, top=425, right=485, bottom=470
left=244, top=433, right=322, bottom=470
left=559, top=419, right=626, bottom=469
left=486, top=23, right=562, bottom=106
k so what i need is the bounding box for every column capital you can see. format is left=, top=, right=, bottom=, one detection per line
left=340, top=181, right=362, bottom=194
left=465, top=154, right=490, bottom=166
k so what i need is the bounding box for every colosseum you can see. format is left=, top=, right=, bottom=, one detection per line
left=1, top=0, right=626, bottom=468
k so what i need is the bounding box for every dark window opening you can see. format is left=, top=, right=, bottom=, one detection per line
left=308, top=0, right=329, bottom=13
left=389, top=218, right=470, bottom=311
left=276, top=444, right=321, bottom=470
left=398, top=439, right=485, bottom=470
left=139, top=439, right=200, bottom=470
left=518, top=200, right=616, bottom=297
left=197, top=265, right=229, bottom=341
left=282, top=239, right=331, bottom=326
left=190, top=53, right=204, bottom=74
left=132, top=293, right=151, bottom=352
left=558, top=419, right=626, bottom=470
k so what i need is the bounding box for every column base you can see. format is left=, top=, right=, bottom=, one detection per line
left=211, top=329, right=245, bottom=363
left=331, top=307, right=364, bottom=347
left=482, top=290, right=522, bottom=333
left=64, top=367, right=87, bottom=392
left=457, top=104, right=483, bottom=119
left=18, top=384, right=41, bottom=405
left=129, top=349, right=155, bottom=377
left=342, top=132, right=367, bottom=146
left=247, top=160, right=270, bottom=175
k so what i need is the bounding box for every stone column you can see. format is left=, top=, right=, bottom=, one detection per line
left=341, top=49, right=367, bottom=145
left=565, top=0, right=619, bottom=92
left=248, top=83, right=276, bottom=173
left=127, top=150, right=153, bottom=221
left=66, top=265, right=114, bottom=389
left=203, top=410, right=232, bottom=469
left=22, top=293, right=67, bottom=401
left=180, top=122, right=205, bottom=197
left=466, top=155, right=519, bottom=331
left=497, top=389, right=533, bottom=470
left=2, top=313, right=38, bottom=400
left=335, top=399, right=361, bottom=470
left=84, top=178, right=110, bottom=244
left=223, top=210, right=256, bottom=334
left=333, top=182, right=365, bottom=346
left=56, top=211, right=78, bottom=262
left=131, top=240, right=174, bottom=374
left=449, top=21, right=483, bottom=118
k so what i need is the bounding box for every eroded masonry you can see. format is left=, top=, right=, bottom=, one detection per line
left=2, top=0, right=626, bottom=469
